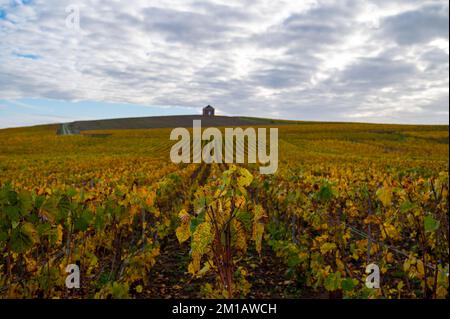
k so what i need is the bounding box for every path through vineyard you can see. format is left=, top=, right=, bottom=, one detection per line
left=147, top=236, right=325, bottom=298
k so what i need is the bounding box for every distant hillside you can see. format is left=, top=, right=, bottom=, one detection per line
left=57, top=115, right=287, bottom=134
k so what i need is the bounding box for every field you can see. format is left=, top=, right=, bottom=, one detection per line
left=0, top=121, right=448, bottom=299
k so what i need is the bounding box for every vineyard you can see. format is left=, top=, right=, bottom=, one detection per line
left=0, top=123, right=448, bottom=299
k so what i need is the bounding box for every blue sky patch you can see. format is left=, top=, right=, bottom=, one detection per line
left=0, top=98, right=195, bottom=129
left=14, top=52, right=40, bottom=60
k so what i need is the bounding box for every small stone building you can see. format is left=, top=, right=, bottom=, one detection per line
left=202, top=105, right=215, bottom=117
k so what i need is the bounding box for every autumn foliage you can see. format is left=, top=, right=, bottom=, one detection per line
left=0, top=123, right=448, bottom=298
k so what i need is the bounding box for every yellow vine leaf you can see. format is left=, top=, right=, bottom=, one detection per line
left=176, top=209, right=191, bottom=244
left=190, top=222, right=212, bottom=274
left=237, top=168, right=253, bottom=188
left=253, top=223, right=264, bottom=254
left=198, top=262, right=211, bottom=277
left=56, top=224, right=63, bottom=246
left=376, top=185, right=392, bottom=207
left=234, top=220, right=247, bottom=253
left=252, top=205, right=266, bottom=254
left=436, top=286, right=448, bottom=298
left=416, top=260, right=425, bottom=279
left=320, top=242, right=337, bottom=254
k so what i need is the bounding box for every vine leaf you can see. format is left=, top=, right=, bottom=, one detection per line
left=176, top=209, right=191, bottom=244
left=376, top=185, right=392, bottom=207
left=424, top=215, right=440, bottom=232
left=10, top=222, right=39, bottom=253
left=252, top=205, right=266, bottom=254
left=190, top=222, right=212, bottom=274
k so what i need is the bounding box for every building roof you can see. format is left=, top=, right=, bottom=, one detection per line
left=203, top=105, right=214, bottom=109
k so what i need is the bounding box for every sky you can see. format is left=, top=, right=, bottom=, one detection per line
left=0, top=0, right=448, bottom=128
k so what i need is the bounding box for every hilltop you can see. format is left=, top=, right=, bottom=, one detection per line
left=56, top=115, right=290, bottom=135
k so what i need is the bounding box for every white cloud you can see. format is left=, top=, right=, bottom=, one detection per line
left=0, top=0, right=448, bottom=124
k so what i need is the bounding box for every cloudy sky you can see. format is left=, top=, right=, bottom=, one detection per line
left=0, top=0, right=448, bottom=128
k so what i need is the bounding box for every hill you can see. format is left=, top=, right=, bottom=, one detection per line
left=56, top=115, right=288, bottom=135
